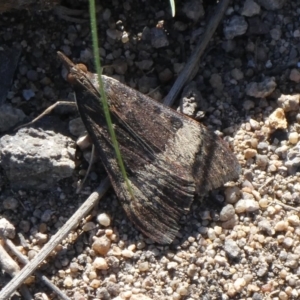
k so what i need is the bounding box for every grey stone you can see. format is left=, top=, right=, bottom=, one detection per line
left=256, top=154, right=268, bottom=169
left=256, top=0, right=286, bottom=10
left=0, top=127, right=76, bottom=190
left=223, top=15, right=248, bottom=40
left=183, top=0, right=205, bottom=22
left=0, top=103, right=26, bottom=132
left=277, top=94, right=300, bottom=112
left=224, top=239, right=241, bottom=259
left=220, top=204, right=235, bottom=221
left=68, top=117, right=86, bottom=137
left=26, top=69, right=38, bottom=81
left=150, top=28, right=169, bottom=48
left=246, top=77, right=277, bottom=98
left=258, top=219, right=275, bottom=235
left=242, top=0, right=261, bottom=17
left=178, top=81, right=206, bottom=117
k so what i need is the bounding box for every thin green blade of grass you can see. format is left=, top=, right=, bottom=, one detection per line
left=88, top=0, right=134, bottom=198
left=169, top=0, right=176, bottom=17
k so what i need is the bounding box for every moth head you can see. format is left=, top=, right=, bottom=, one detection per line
left=67, top=63, right=88, bottom=84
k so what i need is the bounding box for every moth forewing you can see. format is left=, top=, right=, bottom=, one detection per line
left=58, top=51, right=240, bottom=244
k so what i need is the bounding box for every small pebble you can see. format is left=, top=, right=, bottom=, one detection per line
left=223, top=15, right=248, bottom=39
left=244, top=148, right=257, bottom=159
left=3, top=197, right=18, bottom=210
left=122, top=249, right=134, bottom=258
left=241, top=0, right=261, bottom=17
left=167, top=262, right=178, bottom=270
left=246, top=77, right=277, bottom=98
left=97, top=213, right=111, bottom=227
left=268, top=108, right=287, bottom=129
left=290, top=69, right=300, bottom=83
left=138, top=262, right=149, bottom=271
left=82, top=222, right=96, bottom=232
left=90, top=279, right=101, bottom=289
left=289, top=132, right=298, bottom=144
left=287, top=215, right=300, bottom=226
left=219, top=204, right=235, bottom=221
left=235, top=199, right=259, bottom=213
left=63, top=276, right=73, bottom=288
left=224, top=186, right=241, bottom=204
left=92, top=236, right=111, bottom=256
left=274, top=221, right=289, bottom=231
left=93, top=257, right=109, bottom=270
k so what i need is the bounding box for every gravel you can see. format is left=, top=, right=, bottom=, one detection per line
left=1, top=0, right=300, bottom=299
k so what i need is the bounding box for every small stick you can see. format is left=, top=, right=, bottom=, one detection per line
left=76, top=144, right=95, bottom=194
left=163, top=0, right=230, bottom=106
left=273, top=200, right=300, bottom=213
left=5, top=239, right=71, bottom=300
left=0, top=177, right=111, bottom=300
left=0, top=243, right=32, bottom=300
left=15, top=101, right=76, bottom=131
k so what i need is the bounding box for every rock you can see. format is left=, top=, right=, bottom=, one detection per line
left=246, top=77, right=277, bottom=98
left=231, top=68, right=244, bottom=81
left=93, top=257, right=109, bottom=270
left=268, top=108, right=287, bottom=129
left=224, top=186, right=241, bottom=204
left=178, top=81, right=205, bottom=117
left=235, top=199, right=260, bottom=213
left=223, top=15, right=248, bottom=40
left=224, top=239, right=241, bottom=259
left=219, top=204, right=235, bottom=221
left=112, top=59, right=128, bottom=75
left=106, top=28, right=122, bottom=40
left=277, top=94, right=300, bottom=112
left=0, top=218, right=15, bottom=239
left=256, top=154, right=269, bottom=169
left=22, top=89, right=35, bottom=101
left=158, top=68, right=173, bottom=83
left=121, top=249, right=134, bottom=258
left=182, top=0, right=205, bottom=22
left=242, top=0, right=261, bottom=17
left=270, top=28, right=282, bottom=40
left=151, top=28, right=169, bottom=48
left=68, top=117, right=86, bottom=136
left=0, top=127, right=75, bottom=190
left=130, top=295, right=152, bottom=300
left=289, top=132, right=298, bottom=144
left=285, top=143, right=300, bottom=174
left=209, top=74, right=224, bottom=90
left=0, top=104, right=26, bottom=132
left=3, top=197, right=18, bottom=210
left=258, top=219, right=275, bottom=235
left=222, top=215, right=238, bottom=229
left=256, top=0, right=286, bottom=10
left=135, top=60, right=154, bottom=71
left=26, top=69, right=38, bottom=81
left=244, top=148, right=257, bottom=159
left=274, top=220, right=288, bottom=231
left=97, top=213, right=111, bottom=227
left=243, top=99, right=255, bottom=110
left=289, top=69, right=300, bottom=83
left=92, top=236, right=111, bottom=256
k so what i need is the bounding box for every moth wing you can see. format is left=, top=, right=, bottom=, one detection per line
left=74, top=75, right=240, bottom=243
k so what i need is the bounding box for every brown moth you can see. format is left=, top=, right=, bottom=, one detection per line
left=57, top=51, right=241, bottom=244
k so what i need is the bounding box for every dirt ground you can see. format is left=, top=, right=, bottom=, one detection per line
left=1, top=0, right=300, bottom=299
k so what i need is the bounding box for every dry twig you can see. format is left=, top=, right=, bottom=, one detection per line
left=163, top=0, right=230, bottom=106
left=0, top=177, right=111, bottom=299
